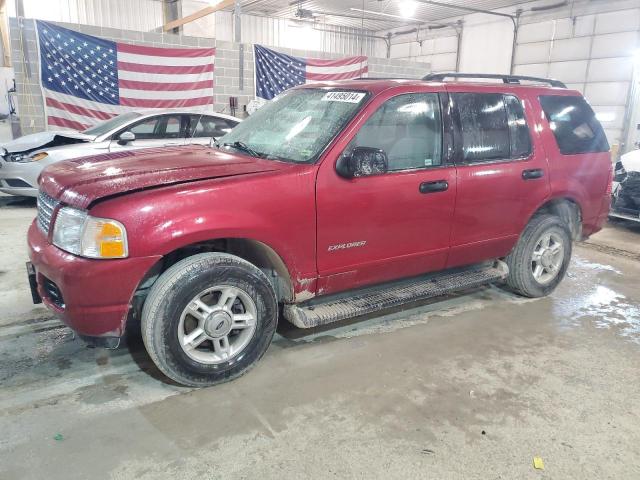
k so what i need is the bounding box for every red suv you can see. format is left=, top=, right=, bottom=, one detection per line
left=27, top=73, right=612, bottom=387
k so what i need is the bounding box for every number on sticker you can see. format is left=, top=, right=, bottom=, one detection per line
left=322, top=91, right=366, bottom=103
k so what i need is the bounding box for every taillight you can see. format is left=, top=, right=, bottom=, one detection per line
left=605, top=162, right=613, bottom=195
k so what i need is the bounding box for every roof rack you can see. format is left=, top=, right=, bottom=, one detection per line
left=422, top=73, right=567, bottom=89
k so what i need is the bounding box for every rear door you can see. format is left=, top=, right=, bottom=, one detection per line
left=315, top=90, right=458, bottom=294
left=186, top=115, right=239, bottom=145
left=446, top=88, right=551, bottom=268
left=109, top=114, right=188, bottom=151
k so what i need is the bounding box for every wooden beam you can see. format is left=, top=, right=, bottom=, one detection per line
left=162, top=0, right=236, bottom=32
left=0, top=0, right=10, bottom=67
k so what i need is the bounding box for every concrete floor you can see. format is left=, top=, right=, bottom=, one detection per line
left=1, top=193, right=639, bottom=480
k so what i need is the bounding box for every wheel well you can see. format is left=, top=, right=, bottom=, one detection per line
left=531, top=198, right=582, bottom=240
left=133, top=239, right=294, bottom=308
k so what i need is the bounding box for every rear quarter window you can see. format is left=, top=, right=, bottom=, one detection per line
left=539, top=95, right=609, bottom=155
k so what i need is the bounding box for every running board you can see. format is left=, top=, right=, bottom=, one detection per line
left=283, top=261, right=509, bottom=329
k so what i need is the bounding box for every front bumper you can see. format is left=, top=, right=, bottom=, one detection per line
left=27, top=220, right=161, bottom=337
left=0, top=159, right=40, bottom=196
left=609, top=176, right=640, bottom=223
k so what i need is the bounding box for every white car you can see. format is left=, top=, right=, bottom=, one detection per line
left=610, top=148, right=640, bottom=222
left=0, top=109, right=241, bottom=197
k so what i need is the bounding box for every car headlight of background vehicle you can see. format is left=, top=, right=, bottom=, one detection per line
left=52, top=207, right=128, bottom=258
left=7, top=153, right=26, bottom=162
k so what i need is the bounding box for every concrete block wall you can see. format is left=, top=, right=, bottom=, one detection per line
left=9, top=18, right=430, bottom=134
left=9, top=17, right=215, bottom=134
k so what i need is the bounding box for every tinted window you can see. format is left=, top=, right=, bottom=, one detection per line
left=539, top=95, right=609, bottom=154
left=346, top=93, right=442, bottom=171
left=188, top=115, right=237, bottom=138
left=453, top=93, right=510, bottom=162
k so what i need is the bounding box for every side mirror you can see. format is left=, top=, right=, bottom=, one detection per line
left=336, top=147, right=389, bottom=179
left=118, top=131, right=135, bottom=145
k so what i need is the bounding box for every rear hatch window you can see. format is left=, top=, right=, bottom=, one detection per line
left=539, top=95, right=609, bottom=155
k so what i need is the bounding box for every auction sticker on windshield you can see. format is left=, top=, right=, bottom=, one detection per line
left=322, top=91, right=366, bottom=103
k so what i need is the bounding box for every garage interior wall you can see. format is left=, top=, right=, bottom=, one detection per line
left=513, top=3, right=640, bottom=152
left=182, top=2, right=386, bottom=57
left=8, top=18, right=428, bottom=135
left=4, top=0, right=385, bottom=58
left=386, top=0, right=640, bottom=151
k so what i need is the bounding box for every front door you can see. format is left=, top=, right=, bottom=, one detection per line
left=316, top=91, right=457, bottom=295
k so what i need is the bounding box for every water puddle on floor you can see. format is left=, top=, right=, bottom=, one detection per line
left=553, top=255, right=640, bottom=344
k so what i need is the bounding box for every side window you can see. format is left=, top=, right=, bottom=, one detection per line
left=164, top=116, right=182, bottom=139
left=129, top=117, right=161, bottom=139
left=539, top=95, right=609, bottom=155
left=346, top=93, right=442, bottom=171
left=452, top=93, right=532, bottom=162
left=189, top=115, right=237, bottom=138
left=453, top=93, right=510, bottom=162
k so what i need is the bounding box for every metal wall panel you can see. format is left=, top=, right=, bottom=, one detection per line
left=15, top=0, right=163, bottom=32
left=237, top=13, right=380, bottom=56
left=388, top=32, right=458, bottom=73
left=514, top=5, right=640, bottom=148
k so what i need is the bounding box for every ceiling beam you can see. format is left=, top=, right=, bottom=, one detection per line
left=162, top=0, right=236, bottom=32
left=413, top=0, right=517, bottom=20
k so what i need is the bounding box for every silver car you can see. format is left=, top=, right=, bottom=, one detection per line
left=0, top=109, right=241, bottom=197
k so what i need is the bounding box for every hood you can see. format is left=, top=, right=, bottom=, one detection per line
left=621, top=149, right=640, bottom=173
left=2, top=130, right=94, bottom=154
left=39, top=145, right=288, bottom=209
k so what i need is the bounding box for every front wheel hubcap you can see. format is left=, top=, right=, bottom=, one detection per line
left=531, top=232, right=565, bottom=285
left=178, top=285, right=257, bottom=365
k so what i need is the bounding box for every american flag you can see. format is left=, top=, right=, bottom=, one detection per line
left=254, top=44, right=368, bottom=100
left=36, top=20, right=215, bottom=131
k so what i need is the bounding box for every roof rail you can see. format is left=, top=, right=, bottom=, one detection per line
left=422, top=72, right=567, bottom=89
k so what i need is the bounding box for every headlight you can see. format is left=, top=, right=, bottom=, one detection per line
left=30, top=152, right=49, bottom=161
left=52, top=207, right=128, bottom=259
left=8, top=153, right=26, bottom=162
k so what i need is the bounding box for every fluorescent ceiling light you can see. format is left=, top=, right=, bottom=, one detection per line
left=349, top=7, right=421, bottom=22
left=399, top=0, right=417, bottom=18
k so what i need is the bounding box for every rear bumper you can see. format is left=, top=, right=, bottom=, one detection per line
left=582, top=193, right=612, bottom=238
left=27, top=220, right=161, bottom=337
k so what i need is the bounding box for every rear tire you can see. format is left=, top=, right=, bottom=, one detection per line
left=141, top=253, right=277, bottom=387
left=505, top=214, right=572, bottom=298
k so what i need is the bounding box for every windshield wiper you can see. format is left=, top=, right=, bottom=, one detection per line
left=223, top=141, right=263, bottom=158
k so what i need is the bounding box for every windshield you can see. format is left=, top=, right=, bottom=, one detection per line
left=82, top=112, right=142, bottom=136
left=218, top=89, right=368, bottom=163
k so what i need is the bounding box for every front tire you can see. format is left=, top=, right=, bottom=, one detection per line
left=505, top=214, right=572, bottom=298
left=141, top=253, right=277, bottom=387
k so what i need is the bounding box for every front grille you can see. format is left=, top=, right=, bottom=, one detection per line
left=37, top=190, right=59, bottom=234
